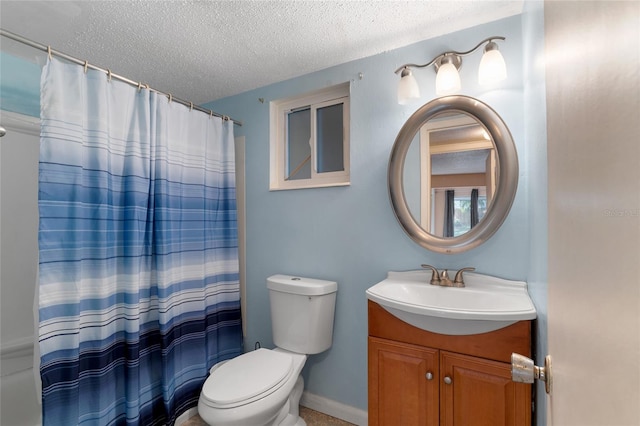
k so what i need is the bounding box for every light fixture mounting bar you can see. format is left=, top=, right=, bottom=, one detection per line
left=394, top=36, right=505, bottom=74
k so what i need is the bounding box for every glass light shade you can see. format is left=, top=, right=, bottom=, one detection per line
left=435, top=62, right=461, bottom=96
left=479, top=49, right=507, bottom=85
left=397, top=71, right=420, bottom=105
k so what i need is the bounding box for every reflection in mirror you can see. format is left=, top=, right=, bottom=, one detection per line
left=403, top=113, right=497, bottom=238
left=389, top=95, right=518, bottom=254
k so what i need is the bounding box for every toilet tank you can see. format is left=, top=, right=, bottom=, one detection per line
left=267, top=275, right=337, bottom=354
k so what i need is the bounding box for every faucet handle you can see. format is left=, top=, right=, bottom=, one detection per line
left=421, top=264, right=441, bottom=285
left=453, top=267, right=476, bottom=287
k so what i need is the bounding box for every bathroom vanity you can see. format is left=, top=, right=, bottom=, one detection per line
left=372, top=94, right=537, bottom=425
left=368, top=300, right=532, bottom=425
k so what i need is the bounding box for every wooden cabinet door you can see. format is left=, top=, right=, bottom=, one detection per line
left=440, top=351, right=531, bottom=426
left=368, top=337, right=439, bottom=426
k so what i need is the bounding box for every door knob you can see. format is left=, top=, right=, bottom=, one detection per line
left=511, top=353, right=552, bottom=394
left=425, top=372, right=433, bottom=380
left=443, top=376, right=452, bottom=385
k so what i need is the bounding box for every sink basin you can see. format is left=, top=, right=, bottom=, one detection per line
left=366, top=270, right=537, bottom=335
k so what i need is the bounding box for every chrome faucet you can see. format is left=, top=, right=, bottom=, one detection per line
left=421, top=265, right=476, bottom=287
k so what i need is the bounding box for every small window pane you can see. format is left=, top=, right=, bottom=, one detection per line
left=287, top=108, right=311, bottom=180
left=453, top=196, right=487, bottom=236
left=316, top=103, right=344, bottom=173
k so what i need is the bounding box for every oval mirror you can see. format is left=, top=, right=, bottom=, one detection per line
left=389, top=96, right=518, bottom=254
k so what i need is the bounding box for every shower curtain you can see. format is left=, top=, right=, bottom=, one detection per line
left=37, top=58, right=243, bottom=425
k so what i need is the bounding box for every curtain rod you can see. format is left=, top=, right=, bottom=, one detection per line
left=0, top=28, right=242, bottom=127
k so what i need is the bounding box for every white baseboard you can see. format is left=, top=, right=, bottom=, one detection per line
left=300, top=391, right=368, bottom=426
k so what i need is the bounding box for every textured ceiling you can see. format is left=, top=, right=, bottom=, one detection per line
left=0, top=1, right=522, bottom=104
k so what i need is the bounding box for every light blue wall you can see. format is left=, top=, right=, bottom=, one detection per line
left=522, top=2, right=548, bottom=425
left=0, top=52, right=41, bottom=117
left=0, top=11, right=548, bottom=418
left=204, top=15, right=543, bottom=412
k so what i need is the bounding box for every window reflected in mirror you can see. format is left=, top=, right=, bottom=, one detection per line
left=403, top=112, right=497, bottom=238
left=433, top=187, right=487, bottom=237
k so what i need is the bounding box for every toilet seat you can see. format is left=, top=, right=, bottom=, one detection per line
left=200, top=348, right=294, bottom=409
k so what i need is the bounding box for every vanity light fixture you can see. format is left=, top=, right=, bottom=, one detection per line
left=395, top=36, right=507, bottom=104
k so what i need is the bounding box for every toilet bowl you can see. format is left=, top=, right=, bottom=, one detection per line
left=197, top=275, right=337, bottom=426
left=198, top=348, right=307, bottom=426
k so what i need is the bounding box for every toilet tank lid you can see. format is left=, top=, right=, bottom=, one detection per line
left=267, top=274, right=337, bottom=295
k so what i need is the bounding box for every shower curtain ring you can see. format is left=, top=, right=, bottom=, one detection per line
left=107, top=69, right=112, bottom=83
left=168, top=93, right=172, bottom=103
left=190, top=102, right=193, bottom=111
left=84, top=61, right=89, bottom=74
left=47, top=46, right=52, bottom=60
left=138, top=82, right=143, bottom=92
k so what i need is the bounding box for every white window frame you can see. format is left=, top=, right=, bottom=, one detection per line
left=270, top=83, right=350, bottom=190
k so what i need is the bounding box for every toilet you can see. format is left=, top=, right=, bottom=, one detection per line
left=197, top=274, right=337, bottom=426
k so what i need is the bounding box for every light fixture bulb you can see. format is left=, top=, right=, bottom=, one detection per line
left=397, top=68, right=420, bottom=105
left=479, top=42, right=507, bottom=85
left=435, top=59, right=461, bottom=96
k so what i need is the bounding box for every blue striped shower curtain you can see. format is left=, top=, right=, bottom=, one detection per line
left=38, top=57, right=243, bottom=425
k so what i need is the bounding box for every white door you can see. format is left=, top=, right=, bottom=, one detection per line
left=545, top=1, right=640, bottom=425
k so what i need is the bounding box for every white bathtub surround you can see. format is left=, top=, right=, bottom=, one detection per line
left=0, top=337, right=42, bottom=425
left=1, top=111, right=42, bottom=426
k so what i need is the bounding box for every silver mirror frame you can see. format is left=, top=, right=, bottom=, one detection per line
left=388, top=95, right=518, bottom=254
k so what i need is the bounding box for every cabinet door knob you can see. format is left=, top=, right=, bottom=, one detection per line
left=425, top=372, right=433, bottom=380
left=444, top=376, right=452, bottom=385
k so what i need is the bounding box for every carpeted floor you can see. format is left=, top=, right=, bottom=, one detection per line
left=299, top=406, right=354, bottom=425
left=181, top=406, right=354, bottom=425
